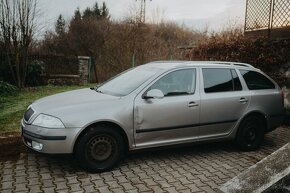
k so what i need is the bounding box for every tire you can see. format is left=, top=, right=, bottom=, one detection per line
left=236, top=116, right=265, bottom=151
left=75, top=126, right=125, bottom=172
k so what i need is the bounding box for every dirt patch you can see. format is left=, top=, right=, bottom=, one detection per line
left=0, top=132, right=29, bottom=161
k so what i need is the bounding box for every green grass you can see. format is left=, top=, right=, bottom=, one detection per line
left=0, top=84, right=95, bottom=134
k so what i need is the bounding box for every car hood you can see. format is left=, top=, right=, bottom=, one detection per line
left=32, top=88, right=120, bottom=115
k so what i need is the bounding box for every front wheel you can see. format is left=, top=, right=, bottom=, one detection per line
left=75, top=126, right=125, bottom=172
left=236, top=116, right=265, bottom=151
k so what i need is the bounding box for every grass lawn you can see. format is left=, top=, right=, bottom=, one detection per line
left=0, top=84, right=95, bottom=134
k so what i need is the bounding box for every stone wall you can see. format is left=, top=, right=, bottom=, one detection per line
left=78, top=56, right=90, bottom=85
left=41, top=56, right=90, bottom=85
left=43, top=74, right=80, bottom=85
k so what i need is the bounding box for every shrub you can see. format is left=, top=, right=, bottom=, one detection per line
left=0, top=81, right=18, bottom=96
left=25, top=60, right=45, bottom=87
left=188, top=29, right=290, bottom=86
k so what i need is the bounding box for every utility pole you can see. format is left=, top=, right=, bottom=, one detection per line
left=136, top=0, right=151, bottom=23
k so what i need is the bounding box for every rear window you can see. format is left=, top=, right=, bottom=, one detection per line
left=239, top=70, right=275, bottom=90
left=203, top=68, right=242, bottom=93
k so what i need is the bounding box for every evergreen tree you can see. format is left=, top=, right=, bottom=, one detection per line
left=81, top=2, right=109, bottom=20
left=93, top=2, right=101, bottom=19
left=55, top=14, right=66, bottom=35
left=83, top=7, right=94, bottom=19
left=100, top=2, right=109, bottom=19
left=72, top=8, right=82, bottom=22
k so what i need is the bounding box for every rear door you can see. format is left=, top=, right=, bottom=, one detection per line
left=199, top=68, right=250, bottom=139
left=239, top=70, right=284, bottom=129
left=133, top=68, right=200, bottom=148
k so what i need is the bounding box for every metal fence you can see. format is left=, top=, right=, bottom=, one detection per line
left=0, top=54, right=79, bottom=75
left=29, top=55, right=79, bottom=75
left=245, top=0, right=290, bottom=38
left=0, top=53, right=79, bottom=84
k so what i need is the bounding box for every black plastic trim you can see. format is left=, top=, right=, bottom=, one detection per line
left=24, top=108, right=34, bottom=122
left=136, top=119, right=237, bottom=133
left=23, top=130, right=66, bottom=140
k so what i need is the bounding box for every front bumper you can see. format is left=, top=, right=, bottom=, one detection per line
left=21, top=119, right=81, bottom=154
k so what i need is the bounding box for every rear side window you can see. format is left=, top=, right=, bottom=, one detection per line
left=203, top=68, right=242, bottom=93
left=240, top=70, right=275, bottom=90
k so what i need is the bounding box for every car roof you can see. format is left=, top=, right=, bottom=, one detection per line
left=142, top=61, right=256, bottom=70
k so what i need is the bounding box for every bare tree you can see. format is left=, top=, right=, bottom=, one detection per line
left=0, top=0, right=38, bottom=88
left=148, top=7, right=166, bottom=24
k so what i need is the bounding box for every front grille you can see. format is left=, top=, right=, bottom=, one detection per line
left=24, top=108, right=34, bottom=122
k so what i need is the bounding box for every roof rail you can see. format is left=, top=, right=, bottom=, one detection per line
left=212, top=62, right=254, bottom=68
left=232, top=63, right=254, bottom=68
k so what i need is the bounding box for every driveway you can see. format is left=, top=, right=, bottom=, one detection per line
left=0, top=127, right=289, bottom=193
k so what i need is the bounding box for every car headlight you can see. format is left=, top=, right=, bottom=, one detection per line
left=32, top=114, right=65, bottom=128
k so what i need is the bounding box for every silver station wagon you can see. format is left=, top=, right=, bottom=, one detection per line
left=21, top=61, right=285, bottom=172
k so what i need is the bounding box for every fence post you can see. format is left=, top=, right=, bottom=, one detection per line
left=78, top=56, right=90, bottom=85
left=268, top=0, right=274, bottom=38
left=132, top=53, right=136, bottom=68
left=88, top=57, right=92, bottom=83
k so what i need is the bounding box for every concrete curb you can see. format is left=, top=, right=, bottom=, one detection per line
left=219, top=143, right=290, bottom=193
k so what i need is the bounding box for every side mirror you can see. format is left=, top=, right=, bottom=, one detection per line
left=143, top=89, right=164, bottom=99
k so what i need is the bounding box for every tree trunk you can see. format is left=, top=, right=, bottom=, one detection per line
left=0, top=0, right=37, bottom=88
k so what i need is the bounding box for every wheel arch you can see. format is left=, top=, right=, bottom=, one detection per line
left=238, top=111, right=268, bottom=134
left=73, top=121, right=130, bottom=154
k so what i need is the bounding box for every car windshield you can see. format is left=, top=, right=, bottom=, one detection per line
left=96, top=66, right=161, bottom=96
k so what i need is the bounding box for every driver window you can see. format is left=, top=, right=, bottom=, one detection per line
left=150, top=69, right=196, bottom=96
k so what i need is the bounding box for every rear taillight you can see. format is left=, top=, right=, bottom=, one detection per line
left=281, top=89, right=285, bottom=107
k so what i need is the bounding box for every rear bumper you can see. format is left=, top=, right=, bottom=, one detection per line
left=284, top=112, right=290, bottom=126
left=21, top=119, right=81, bottom=154
left=267, top=113, right=285, bottom=132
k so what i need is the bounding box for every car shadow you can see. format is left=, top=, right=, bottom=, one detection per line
left=284, top=112, right=290, bottom=126
left=10, top=129, right=283, bottom=177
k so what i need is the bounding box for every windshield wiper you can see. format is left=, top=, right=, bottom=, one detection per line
left=90, top=87, right=103, bottom=94
left=95, top=88, right=103, bottom=93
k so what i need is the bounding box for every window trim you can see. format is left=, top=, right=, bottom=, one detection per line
left=231, top=69, right=243, bottom=91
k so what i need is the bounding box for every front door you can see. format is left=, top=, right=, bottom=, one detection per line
left=133, top=68, right=200, bottom=148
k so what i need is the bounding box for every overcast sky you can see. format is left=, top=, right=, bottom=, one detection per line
left=39, top=0, right=246, bottom=33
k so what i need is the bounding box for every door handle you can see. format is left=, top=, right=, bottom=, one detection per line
left=239, top=98, right=248, bottom=103
left=188, top=101, right=199, bottom=107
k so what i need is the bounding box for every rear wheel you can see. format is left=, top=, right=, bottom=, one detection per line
left=75, top=126, right=124, bottom=172
left=236, top=116, right=265, bottom=151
